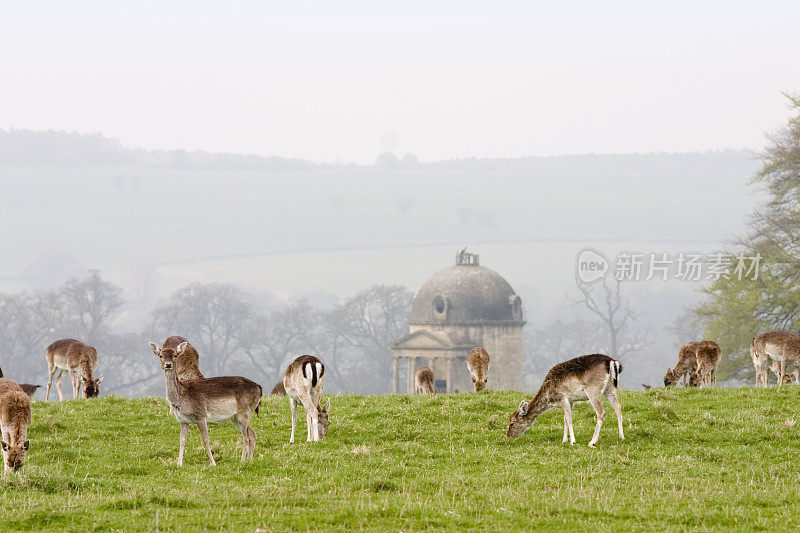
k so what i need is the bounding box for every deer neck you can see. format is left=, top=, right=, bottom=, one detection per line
left=524, top=389, right=554, bottom=423
left=163, top=370, right=185, bottom=409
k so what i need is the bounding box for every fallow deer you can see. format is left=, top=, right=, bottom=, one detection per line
left=45, top=339, right=102, bottom=401
left=0, top=378, right=32, bottom=474
left=152, top=341, right=262, bottom=466
left=772, top=359, right=798, bottom=384
left=753, top=331, right=800, bottom=387
left=414, top=367, right=436, bottom=395
left=283, top=355, right=329, bottom=443
left=664, top=342, right=700, bottom=387
left=695, top=340, right=721, bottom=387
left=507, top=354, right=624, bottom=448
left=271, top=381, right=287, bottom=395
left=467, top=347, right=490, bottom=391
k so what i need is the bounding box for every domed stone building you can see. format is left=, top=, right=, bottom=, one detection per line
left=390, top=250, right=525, bottom=393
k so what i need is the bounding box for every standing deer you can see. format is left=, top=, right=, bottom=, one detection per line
left=0, top=378, right=32, bottom=474
left=45, top=339, right=102, bottom=401
left=283, top=355, right=329, bottom=443
left=414, top=367, right=436, bottom=395
left=664, top=342, right=701, bottom=387
left=467, top=347, right=490, bottom=391
left=695, top=340, right=721, bottom=387
left=507, top=354, right=624, bottom=448
left=152, top=341, right=262, bottom=466
left=753, top=331, right=800, bottom=387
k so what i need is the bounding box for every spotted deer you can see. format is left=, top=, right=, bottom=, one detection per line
left=0, top=378, right=32, bottom=474
left=507, top=354, right=624, bottom=448
left=664, top=342, right=700, bottom=387
left=152, top=341, right=262, bottom=466
left=414, top=367, right=436, bottom=395
left=753, top=331, right=800, bottom=387
left=283, top=355, right=329, bottom=443
left=467, top=347, right=490, bottom=391
left=45, top=339, right=102, bottom=401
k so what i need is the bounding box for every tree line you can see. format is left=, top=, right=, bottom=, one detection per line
left=0, top=272, right=412, bottom=396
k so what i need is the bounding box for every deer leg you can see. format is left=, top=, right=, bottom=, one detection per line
left=779, top=359, right=787, bottom=388
left=177, top=422, right=188, bottom=467
left=605, top=387, right=624, bottom=440
left=197, top=419, right=215, bottom=466
left=560, top=397, right=575, bottom=445
left=247, top=426, right=257, bottom=459
left=289, top=398, right=297, bottom=444
left=69, top=370, right=80, bottom=399
left=562, top=408, right=570, bottom=443
left=299, top=395, right=319, bottom=442
left=55, top=370, right=65, bottom=402
left=46, top=364, right=57, bottom=401
left=587, top=394, right=606, bottom=448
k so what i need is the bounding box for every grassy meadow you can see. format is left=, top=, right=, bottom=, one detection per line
left=2, top=387, right=800, bottom=531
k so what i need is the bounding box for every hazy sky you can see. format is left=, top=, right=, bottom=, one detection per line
left=2, top=2, right=799, bottom=163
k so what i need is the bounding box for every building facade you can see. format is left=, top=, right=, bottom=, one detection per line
left=390, top=250, right=525, bottom=393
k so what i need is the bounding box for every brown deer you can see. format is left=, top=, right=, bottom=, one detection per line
left=45, top=339, right=102, bottom=401
left=414, top=367, right=436, bottom=395
left=753, top=331, right=800, bottom=387
left=271, top=381, right=287, bottom=395
left=664, top=342, right=700, bottom=387
left=507, top=354, right=624, bottom=448
left=283, top=355, right=329, bottom=443
left=467, top=347, right=490, bottom=391
left=0, top=378, right=32, bottom=474
left=695, top=340, right=721, bottom=387
left=152, top=340, right=262, bottom=466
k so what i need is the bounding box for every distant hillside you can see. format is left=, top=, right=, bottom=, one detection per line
left=0, top=128, right=754, bottom=177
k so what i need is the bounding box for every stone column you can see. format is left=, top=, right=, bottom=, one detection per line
left=392, top=356, right=399, bottom=394
left=407, top=356, right=416, bottom=394
left=446, top=357, right=453, bottom=393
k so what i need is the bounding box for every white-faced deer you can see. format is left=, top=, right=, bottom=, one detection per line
left=152, top=341, right=262, bottom=466
left=0, top=378, right=32, bottom=474
left=664, top=342, right=700, bottom=387
left=467, top=347, right=490, bottom=391
left=753, top=331, right=800, bottom=387
left=695, top=340, right=721, bottom=387
left=507, top=354, right=624, bottom=448
left=283, top=355, right=329, bottom=443
left=414, top=367, right=435, bottom=395
left=45, top=339, right=102, bottom=401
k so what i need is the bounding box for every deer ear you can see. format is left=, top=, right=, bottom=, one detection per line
left=96, top=376, right=103, bottom=384
left=22, top=440, right=29, bottom=451
left=149, top=342, right=160, bottom=356
left=517, top=400, right=529, bottom=416
left=176, top=342, right=188, bottom=356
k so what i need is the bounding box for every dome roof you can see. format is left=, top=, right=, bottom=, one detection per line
left=409, top=254, right=523, bottom=325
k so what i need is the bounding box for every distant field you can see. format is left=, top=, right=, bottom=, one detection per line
left=3, top=388, right=800, bottom=531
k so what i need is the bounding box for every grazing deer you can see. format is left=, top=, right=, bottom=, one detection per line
left=152, top=340, right=262, bottom=466
left=283, top=355, right=329, bottom=443
left=664, top=342, right=701, bottom=387
left=467, top=347, right=490, bottom=391
left=0, top=378, right=32, bottom=474
left=45, top=339, right=102, bottom=401
left=507, top=354, right=624, bottom=448
left=695, top=340, right=721, bottom=387
left=771, top=359, right=798, bottom=384
left=271, top=381, right=287, bottom=395
left=414, top=367, right=436, bottom=395
left=753, top=331, right=800, bottom=387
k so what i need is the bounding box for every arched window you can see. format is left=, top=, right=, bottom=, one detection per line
left=433, top=296, right=446, bottom=315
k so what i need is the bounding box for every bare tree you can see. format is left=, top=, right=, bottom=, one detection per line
left=575, top=277, right=649, bottom=358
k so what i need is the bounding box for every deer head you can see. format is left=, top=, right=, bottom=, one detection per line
left=471, top=375, right=489, bottom=391
left=317, top=399, right=331, bottom=439
left=2, top=439, right=29, bottom=473
left=663, top=368, right=679, bottom=387
left=151, top=341, right=187, bottom=372
left=507, top=400, right=534, bottom=438
left=82, top=376, right=103, bottom=398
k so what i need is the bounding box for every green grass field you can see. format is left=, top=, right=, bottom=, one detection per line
left=2, top=387, right=800, bottom=531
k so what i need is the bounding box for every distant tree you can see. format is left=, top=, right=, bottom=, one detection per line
left=60, top=270, right=124, bottom=343
left=695, top=94, right=800, bottom=381
left=375, top=151, right=399, bottom=169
